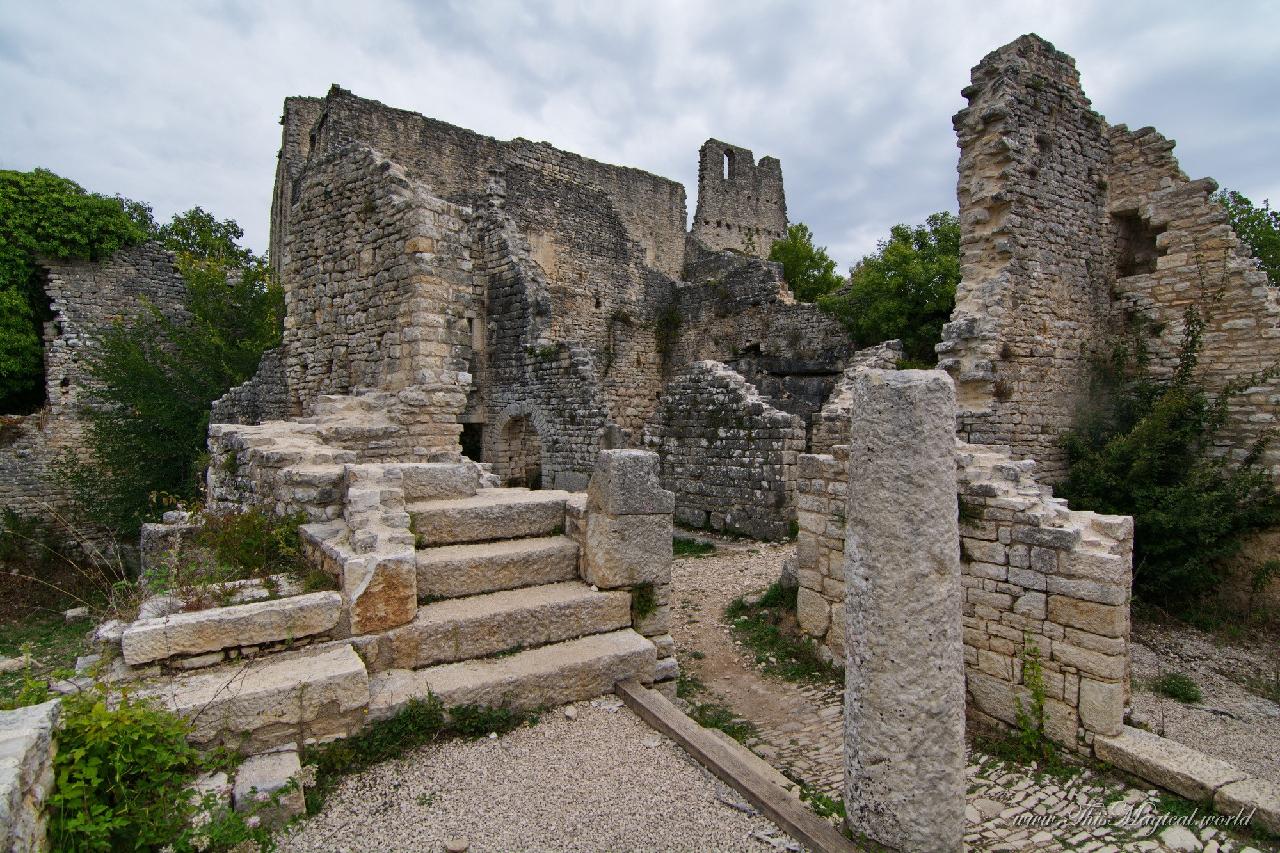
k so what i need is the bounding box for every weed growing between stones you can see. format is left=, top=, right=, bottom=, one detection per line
left=725, top=582, right=842, bottom=685
left=1013, top=635, right=1061, bottom=772
left=795, top=780, right=845, bottom=821
left=630, top=581, right=657, bottom=621
left=672, top=536, right=716, bottom=558
left=673, top=669, right=758, bottom=743
left=1151, top=671, right=1203, bottom=703
left=302, top=694, right=540, bottom=814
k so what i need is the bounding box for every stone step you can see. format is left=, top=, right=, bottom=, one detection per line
left=416, top=535, right=579, bottom=599
left=408, top=488, right=570, bottom=546
left=368, top=581, right=631, bottom=671
left=368, top=629, right=655, bottom=719
left=139, top=643, right=369, bottom=753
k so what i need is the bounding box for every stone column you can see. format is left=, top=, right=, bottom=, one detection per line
left=843, top=369, right=965, bottom=853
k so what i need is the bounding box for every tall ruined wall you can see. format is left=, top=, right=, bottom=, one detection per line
left=271, top=87, right=683, bottom=446
left=269, top=96, right=324, bottom=275
left=0, top=244, right=186, bottom=517
left=643, top=361, right=806, bottom=540
left=278, top=144, right=473, bottom=436
left=942, top=33, right=1280, bottom=485
left=939, top=35, right=1115, bottom=481
left=1106, top=127, right=1280, bottom=479
left=691, top=138, right=787, bottom=258
left=278, top=86, right=688, bottom=280
left=473, top=204, right=613, bottom=490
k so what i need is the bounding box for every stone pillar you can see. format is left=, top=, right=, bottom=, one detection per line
left=583, top=450, right=675, bottom=590
left=843, top=370, right=965, bottom=853
left=583, top=450, right=679, bottom=696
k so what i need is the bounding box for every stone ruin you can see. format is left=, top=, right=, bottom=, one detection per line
left=5, top=31, right=1280, bottom=851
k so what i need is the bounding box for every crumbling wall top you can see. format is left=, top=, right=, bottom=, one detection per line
left=692, top=138, right=787, bottom=259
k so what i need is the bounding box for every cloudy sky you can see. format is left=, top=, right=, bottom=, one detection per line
left=2, top=1, right=1277, bottom=269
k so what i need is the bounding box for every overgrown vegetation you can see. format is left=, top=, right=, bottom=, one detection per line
left=1013, top=636, right=1061, bottom=771
left=767, top=222, right=843, bottom=302
left=1216, top=189, right=1280, bottom=286
left=725, top=582, right=842, bottom=685
left=5, top=678, right=273, bottom=852
left=1060, top=305, right=1280, bottom=606
left=1152, top=671, right=1203, bottom=703
left=60, top=206, right=283, bottom=538
left=630, top=581, right=657, bottom=621
left=0, top=169, right=152, bottom=414
left=818, top=211, right=960, bottom=366
left=303, top=694, right=538, bottom=813
left=672, top=536, right=716, bottom=558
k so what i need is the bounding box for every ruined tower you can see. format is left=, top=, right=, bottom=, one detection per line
left=691, top=139, right=787, bottom=258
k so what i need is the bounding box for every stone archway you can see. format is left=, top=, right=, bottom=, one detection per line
left=491, top=402, right=551, bottom=489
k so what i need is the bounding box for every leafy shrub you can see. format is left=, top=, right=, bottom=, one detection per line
left=1060, top=306, right=1280, bottom=605
left=768, top=222, right=843, bottom=302
left=0, top=169, right=151, bottom=413
left=818, top=212, right=960, bottom=365
left=47, top=690, right=199, bottom=851
left=1216, top=189, right=1280, bottom=286
left=1153, top=672, right=1202, bottom=703
left=195, top=508, right=309, bottom=579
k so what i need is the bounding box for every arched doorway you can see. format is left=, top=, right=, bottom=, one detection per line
left=499, top=415, right=542, bottom=489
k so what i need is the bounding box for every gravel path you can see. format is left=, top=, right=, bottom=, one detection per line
left=279, top=697, right=796, bottom=853
left=1130, top=619, right=1280, bottom=786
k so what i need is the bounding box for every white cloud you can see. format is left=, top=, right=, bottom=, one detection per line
left=1, top=0, right=1276, bottom=269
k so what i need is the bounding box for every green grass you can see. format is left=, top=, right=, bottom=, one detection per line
left=724, top=582, right=842, bottom=686
left=797, top=783, right=846, bottom=820
left=687, top=700, right=758, bottom=743
left=0, top=611, right=91, bottom=706
left=303, top=695, right=539, bottom=814
left=673, top=537, right=716, bottom=558
left=1152, top=671, right=1203, bottom=703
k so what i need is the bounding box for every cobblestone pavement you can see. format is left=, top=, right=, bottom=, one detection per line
left=670, top=538, right=1278, bottom=853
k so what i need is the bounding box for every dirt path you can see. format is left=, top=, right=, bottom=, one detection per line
left=668, top=539, right=845, bottom=796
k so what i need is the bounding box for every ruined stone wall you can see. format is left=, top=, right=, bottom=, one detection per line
left=210, top=348, right=290, bottom=425
left=269, top=96, right=324, bottom=276
left=691, top=138, right=787, bottom=258
left=0, top=243, right=187, bottom=517
left=275, top=144, right=472, bottom=448
left=796, top=439, right=1134, bottom=752
left=643, top=361, right=806, bottom=540
left=1106, top=126, right=1280, bottom=479
left=809, top=340, right=904, bottom=455
left=669, top=245, right=854, bottom=442
left=939, top=35, right=1115, bottom=482
left=942, top=34, right=1280, bottom=487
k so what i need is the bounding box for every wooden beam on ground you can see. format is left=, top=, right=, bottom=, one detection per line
left=615, top=679, right=861, bottom=853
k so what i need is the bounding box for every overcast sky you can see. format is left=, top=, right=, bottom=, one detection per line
left=2, top=1, right=1278, bottom=269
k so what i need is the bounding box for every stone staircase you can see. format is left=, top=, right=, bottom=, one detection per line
left=132, top=451, right=674, bottom=755
left=363, top=486, right=656, bottom=718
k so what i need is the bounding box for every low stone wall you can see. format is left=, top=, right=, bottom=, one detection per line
left=644, top=360, right=806, bottom=540
left=0, top=699, right=60, bottom=853
left=797, top=440, right=1134, bottom=753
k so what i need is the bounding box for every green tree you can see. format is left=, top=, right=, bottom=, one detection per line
left=1215, top=189, right=1280, bottom=286
left=0, top=169, right=150, bottom=413
left=817, top=211, right=960, bottom=366
left=64, top=210, right=283, bottom=536
left=768, top=222, right=844, bottom=302
left=1060, top=307, right=1280, bottom=606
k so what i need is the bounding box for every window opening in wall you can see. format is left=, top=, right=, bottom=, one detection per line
left=460, top=423, right=483, bottom=462
left=723, top=151, right=731, bottom=180
left=1112, top=210, right=1166, bottom=277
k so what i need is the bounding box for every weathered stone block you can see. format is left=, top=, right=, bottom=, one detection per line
left=1077, top=677, right=1124, bottom=736
left=0, top=700, right=60, bottom=853
left=586, top=450, right=675, bottom=516
left=1095, top=727, right=1246, bottom=802
left=1214, top=776, right=1280, bottom=835
left=583, top=513, right=672, bottom=589
left=796, top=586, right=830, bottom=638
left=122, top=592, right=342, bottom=666
left=232, top=747, right=306, bottom=827
left=1047, top=595, right=1128, bottom=638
